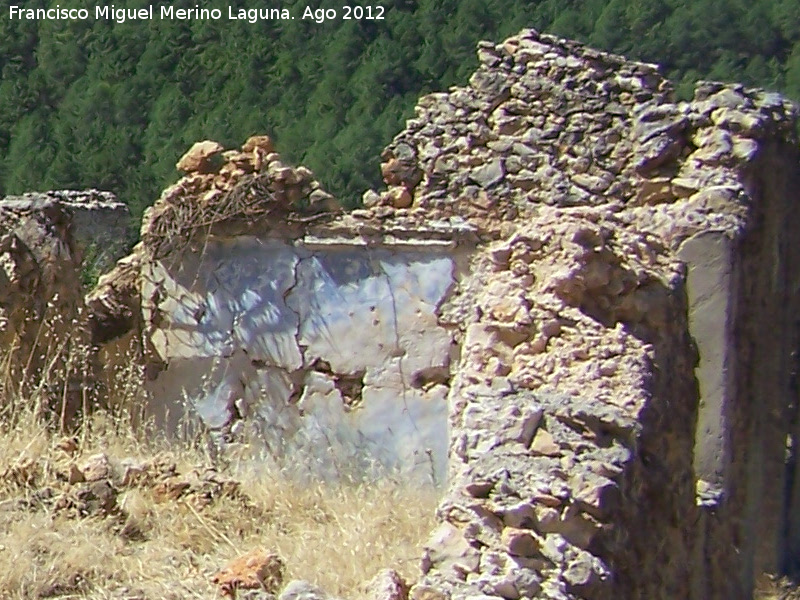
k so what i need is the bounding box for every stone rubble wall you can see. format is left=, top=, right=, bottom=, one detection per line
left=0, top=191, right=128, bottom=427
left=409, top=208, right=699, bottom=600
left=25, top=27, right=800, bottom=600
left=358, top=28, right=799, bottom=600
left=1, top=190, right=131, bottom=273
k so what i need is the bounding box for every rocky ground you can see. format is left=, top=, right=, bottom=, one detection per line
left=0, top=407, right=437, bottom=599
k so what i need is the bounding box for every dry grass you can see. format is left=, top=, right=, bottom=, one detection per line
left=7, top=318, right=795, bottom=600
left=0, top=263, right=440, bottom=599
left=0, top=385, right=438, bottom=599
left=756, top=574, right=800, bottom=600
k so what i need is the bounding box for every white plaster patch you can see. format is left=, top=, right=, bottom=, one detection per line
left=145, top=238, right=456, bottom=484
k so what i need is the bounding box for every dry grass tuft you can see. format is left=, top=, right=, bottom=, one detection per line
left=756, top=573, right=800, bottom=600
left=0, top=373, right=438, bottom=599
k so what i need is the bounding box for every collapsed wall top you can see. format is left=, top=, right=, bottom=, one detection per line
left=131, top=27, right=797, bottom=256
left=368, top=28, right=797, bottom=241
left=139, top=135, right=340, bottom=259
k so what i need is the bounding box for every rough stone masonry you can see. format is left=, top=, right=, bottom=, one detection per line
left=0, top=190, right=128, bottom=427
left=6, top=27, right=800, bottom=600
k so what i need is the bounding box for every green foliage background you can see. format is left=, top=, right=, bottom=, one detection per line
left=1, top=0, right=799, bottom=224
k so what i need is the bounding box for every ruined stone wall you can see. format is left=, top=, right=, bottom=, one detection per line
left=141, top=236, right=466, bottom=483
left=0, top=191, right=128, bottom=427
left=88, top=138, right=479, bottom=483
left=363, top=30, right=799, bottom=600
left=86, top=28, right=800, bottom=600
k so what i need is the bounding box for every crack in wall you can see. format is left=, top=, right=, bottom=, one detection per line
left=146, top=239, right=457, bottom=484
left=371, top=250, right=453, bottom=486
left=372, top=252, right=415, bottom=427
left=282, top=250, right=305, bottom=368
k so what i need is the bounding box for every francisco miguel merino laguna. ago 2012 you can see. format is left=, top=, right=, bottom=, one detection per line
left=8, top=4, right=386, bottom=23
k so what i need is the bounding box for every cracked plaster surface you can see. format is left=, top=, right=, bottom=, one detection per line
left=142, top=237, right=455, bottom=483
